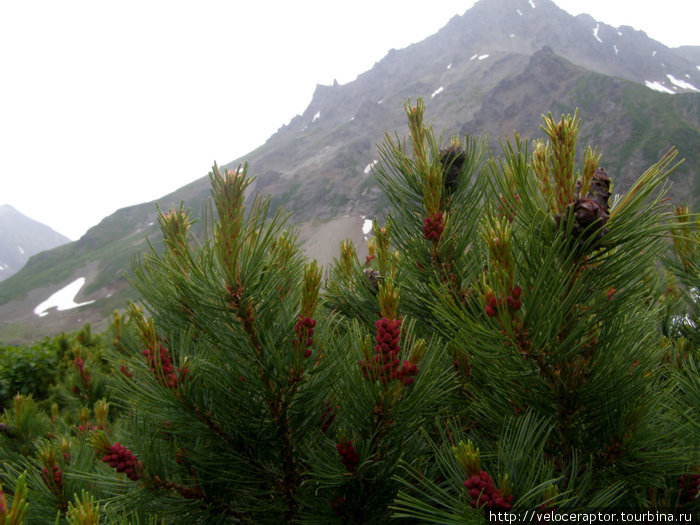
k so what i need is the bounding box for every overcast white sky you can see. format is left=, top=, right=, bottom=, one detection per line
left=2, top=0, right=699, bottom=240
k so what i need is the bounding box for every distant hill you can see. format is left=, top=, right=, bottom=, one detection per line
left=1, top=0, right=699, bottom=343
left=0, top=205, right=70, bottom=282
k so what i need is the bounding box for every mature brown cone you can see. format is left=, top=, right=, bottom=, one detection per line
left=439, top=144, right=466, bottom=193
left=364, top=268, right=382, bottom=293
left=555, top=168, right=611, bottom=247
left=588, top=167, right=611, bottom=209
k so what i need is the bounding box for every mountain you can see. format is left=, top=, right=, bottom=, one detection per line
left=1, top=0, right=699, bottom=343
left=0, top=205, right=70, bottom=282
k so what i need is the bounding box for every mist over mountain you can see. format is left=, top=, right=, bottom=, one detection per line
left=0, top=205, right=70, bottom=282
left=1, top=0, right=699, bottom=343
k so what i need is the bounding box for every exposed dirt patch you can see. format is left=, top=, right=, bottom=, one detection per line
left=296, top=216, right=371, bottom=272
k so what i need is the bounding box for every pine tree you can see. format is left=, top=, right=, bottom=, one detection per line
left=97, top=161, right=456, bottom=523
left=87, top=164, right=338, bottom=523
left=0, top=100, right=697, bottom=524
left=376, top=100, right=699, bottom=521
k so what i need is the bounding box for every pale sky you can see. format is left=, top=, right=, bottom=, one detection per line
left=1, top=0, right=699, bottom=240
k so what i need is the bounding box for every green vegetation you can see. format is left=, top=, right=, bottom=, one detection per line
left=0, top=339, right=60, bottom=409
left=0, top=103, right=698, bottom=523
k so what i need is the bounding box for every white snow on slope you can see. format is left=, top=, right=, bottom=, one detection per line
left=516, top=8, right=523, bottom=16
left=364, top=160, right=377, bottom=174
left=667, top=74, right=700, bottom=92
left=528, top=0, right=536, bottom=7
left=478, top=54, right=490, bottom=60
left=18, top=246, right=24, bottom=254
left=34, top=277, right=95, bottom=317
left=593, top=24, right=603, bottom=43
left=431, top=86, right=444, bottom=98
left=613, top=45, right=618, bottom=56
left=312, top=111, right=321, bottom=122
left=645, top=80, right=675, bottom=94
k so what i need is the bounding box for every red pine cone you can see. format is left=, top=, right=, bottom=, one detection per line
left=361, top=317, right=404, bottom=383
left=74, top=357, right=91, bottom=391
left=336, top=440, right=359, bottom=472
left=101, top=442, right=142, bottom=481
left=678, top=473, right=699, bottom=503
left=41, top=465, right=64, bottom=493
left=484, top=293, right=499, bottom=317
left=423, top=212, right=445, bottom=241
left=397, top=360, right=418, bottom=385
left=143, top=343, right=179, bottom=389
left=506, top=286, right=522, bottom=312
left=294, top=315, right=316, bottom=357
left=485, top=287, right=522, bottom=316
left=464, top=470, right=513, bottom=510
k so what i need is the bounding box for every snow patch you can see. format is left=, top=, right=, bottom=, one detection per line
left=34, top=277, right=95, bottom=317
left=667, top=74, right=700, bottom=91
left=528, top=0, right=536, bottom=7
left=593, top=24, right=603, bottom=43
left=312, top=111, right=321, bottom=123
left=697, top=66, right=700, bottom=71
left=362, top=219, right=373, bottom=236
left=617, top=29, right=623, bottom=36
left=447, top=63, right=452, bottom=69
left=478, top=54, right=490, bottom=60
left=652, top=50, right=657, bottom=56
left=18, top=246, right=24, bottom=254
left=516, top=8, right=523, bottom=16
left=613, top=45, right=618, bottom=56
left=470, top=54, right=478, bottom=60
left=364, top=160, right=378, bottom=174
left=645, top=80, right=675, bottom=94
left=431, top=86, right=444, bottom=98
left=509, top=33, right=515, bottom=38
